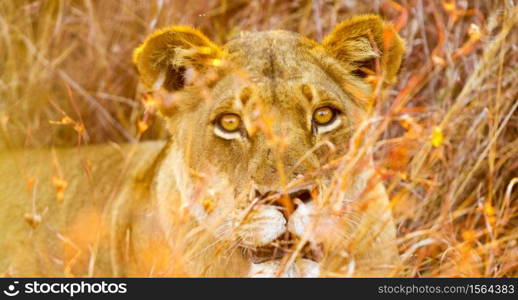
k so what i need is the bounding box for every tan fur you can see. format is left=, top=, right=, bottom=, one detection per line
left=0, top=15, right=404, bottom=277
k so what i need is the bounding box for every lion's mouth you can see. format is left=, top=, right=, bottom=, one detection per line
left=243, top=233, right=323, bottom=264
left=239, top=185, right=323, bottom=264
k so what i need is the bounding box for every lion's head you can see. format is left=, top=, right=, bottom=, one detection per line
left=133, top=15, right=404, bottom=276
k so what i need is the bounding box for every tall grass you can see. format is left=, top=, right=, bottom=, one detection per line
left=0, top=0, right=517, bottom=276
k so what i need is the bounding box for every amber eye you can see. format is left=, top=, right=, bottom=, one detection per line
left=218, top=113, right=241, bottom=132
left=313, top=106, right=336, bottom=125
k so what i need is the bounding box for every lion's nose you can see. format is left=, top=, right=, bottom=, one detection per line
left=288, top=188, right=313, bottom=204
left=256, top=187, right=315, bottom=218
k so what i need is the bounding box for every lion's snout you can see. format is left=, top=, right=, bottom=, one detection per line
left=237, top=187, right=320, bottom=253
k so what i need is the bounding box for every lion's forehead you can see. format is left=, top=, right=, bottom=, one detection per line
left=208, top=35, right=347, bottom=111
left=225, top=30, right=313, bottom=57
left=223, top=30, right=324, bottom=81
left=203, top=31, right=354, bottom=113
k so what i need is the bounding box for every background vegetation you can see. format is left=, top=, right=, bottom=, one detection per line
left=1, top=0, right=517, bottom=276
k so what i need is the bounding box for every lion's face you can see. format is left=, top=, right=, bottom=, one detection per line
left=134, top=16, right=404, bottom=266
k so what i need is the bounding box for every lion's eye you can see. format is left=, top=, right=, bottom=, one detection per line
left=312, top=106, right=341, bottom=134
left=313, top=106, right=335, bottom=125
left=214, top=113, right=243, bottom=140
left=218, top=114, right=241, bottom=132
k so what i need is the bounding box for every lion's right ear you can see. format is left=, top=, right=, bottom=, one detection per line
left=133, top=26, right=224, bottom=92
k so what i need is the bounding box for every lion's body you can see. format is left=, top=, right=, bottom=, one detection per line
left=0, top=142, right=165, bottom=276
left=0, top=15, right=404, bottom=277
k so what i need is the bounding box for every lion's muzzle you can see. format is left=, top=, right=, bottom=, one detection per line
left=237, top=186, right=323, bottom=269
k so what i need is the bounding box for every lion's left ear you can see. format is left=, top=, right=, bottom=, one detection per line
left=323, top=15, right=405, bottom=84
left=133, top=26, right=224, bottom=92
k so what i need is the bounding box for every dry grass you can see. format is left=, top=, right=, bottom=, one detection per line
left=1, top=0, right=517, bottom=277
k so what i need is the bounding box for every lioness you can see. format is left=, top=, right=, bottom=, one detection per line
left=0, top=15, right=404, bottom=277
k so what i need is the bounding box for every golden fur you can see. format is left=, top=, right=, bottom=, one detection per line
left=0, top=15, right=404, bottom=277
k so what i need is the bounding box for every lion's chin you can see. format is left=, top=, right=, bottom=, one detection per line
left=248, top=258, right=321, bottom=278
left=239, top=232, right=323, bottom=277
left=242, top=236, right=323, bottom=264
